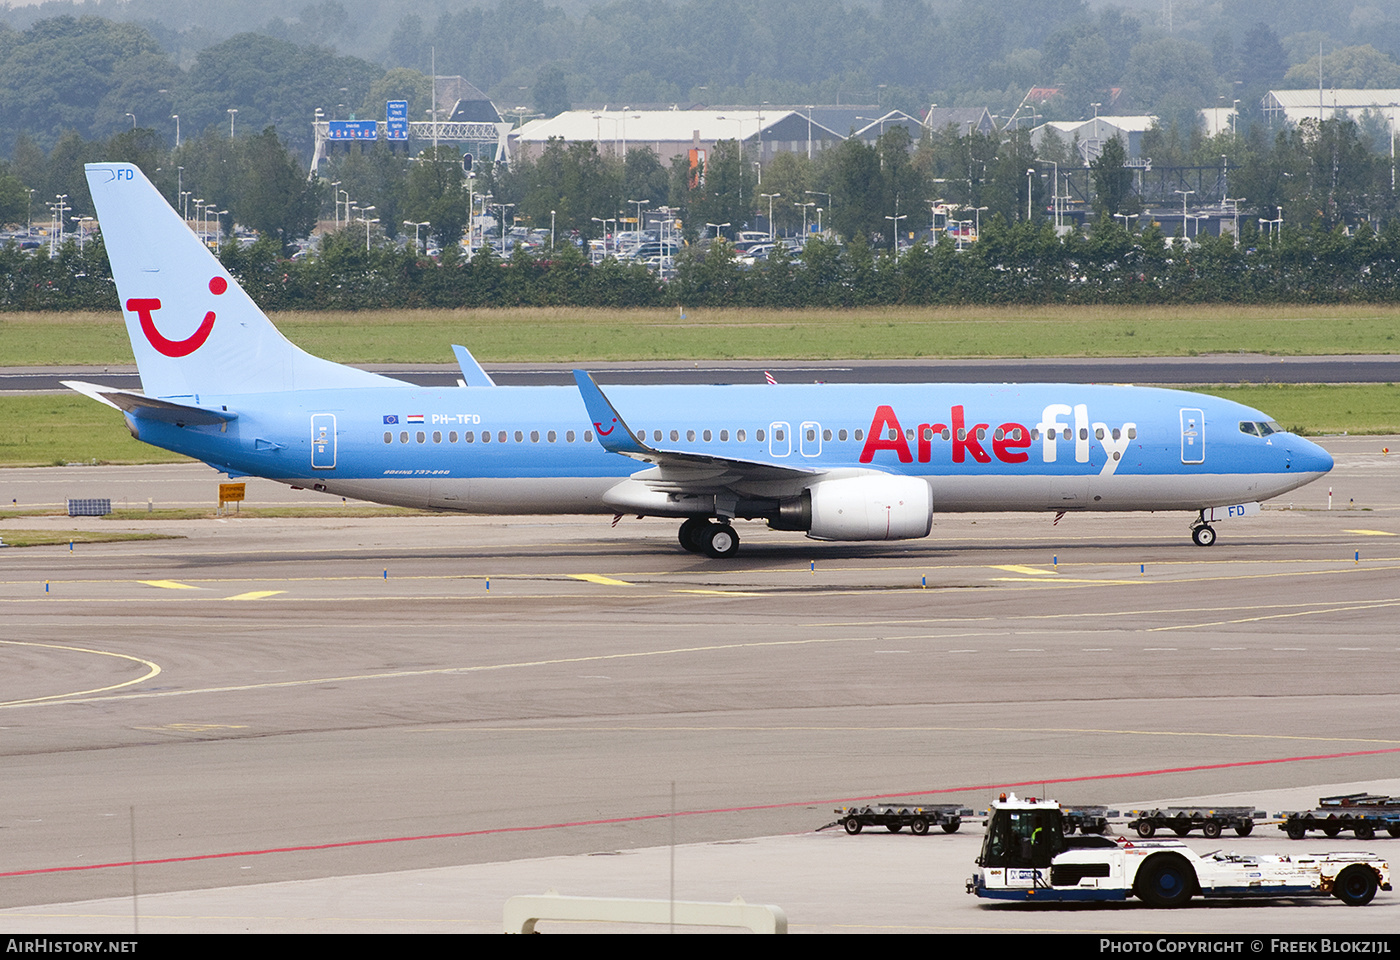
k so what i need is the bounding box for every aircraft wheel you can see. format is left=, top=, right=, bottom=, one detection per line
left=910, top=817, right=930, bottom=836
left=1334, top=865, right=1379, bottom=906
left=941, top=818, right=961, bottom=834
left=843, top=818, right=863, bottom=835
left=1202, top=820, right=1222, bottom=839
left=1192, top=524, right=1217, bottom=547
left=678, top=517, right=709, bottom=553
left=1136, top=821, right=1156, bottom=838
left=703, top=523, right=739, bottom=559
left=1135, top=854, right=1196, bottom=908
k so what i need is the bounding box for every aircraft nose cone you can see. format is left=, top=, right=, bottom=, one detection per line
left=1289, top=436, right=1334, bottom=475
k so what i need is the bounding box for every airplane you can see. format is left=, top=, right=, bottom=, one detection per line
left=66, top=162, right=1334, bottom=559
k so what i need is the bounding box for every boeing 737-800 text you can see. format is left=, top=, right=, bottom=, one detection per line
left=66, top=163, right=1333, bottom=558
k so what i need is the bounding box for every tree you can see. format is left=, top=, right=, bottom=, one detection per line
left=403, top=144, right=468, bottom=249
left=1090, top=135, right=1131, bottom=217
left=236, top=127, right=319, bottom=252
left=534, top=64, right=571, bottom=118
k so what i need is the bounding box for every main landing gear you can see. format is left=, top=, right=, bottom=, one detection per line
left=1190, top=512, right=1217, bottom=547
left=678, top=517, right=740, bottom=558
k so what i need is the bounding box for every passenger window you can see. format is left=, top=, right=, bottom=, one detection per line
left=584, top=430, right=593, bottom=442
left=720, top=429, right=729, bottom=441
left=449, top=431, right=458, bottom=442
left=838, top=429, right=847, bottom=441
left=530, top=430, right=539, bottom=442
left=757, top=429, right=765, bottom=441
left=416, top=431, right=425, bottom=443
left=703, top=430, right=712, bottom=441
left=687, top=429, right=696, bottom=441
left=775, top=429, right=785, bottom=441
left=654, top=430, right=662, bottom=441
left=481, top=432, right=490, bottom=443
left=670, top=430, right=679, bottom=442
left=854, top=429, right=864, bottom=440
left=547, top=430, right=556, bottom=442
left=466, top=431, right=475, bottom=442
left=515, top=431, right=524, bottom=443
left=823, top=429, right=831, bottom=441
left=498, top=431, right=507, bottom=443
left=433, top=431, right=442, bottom=443
left=566, top=430, right=575, bottom=442
left=737, top=429, right=746, bottom=442
left=383, top=432, right=392, bottom=443
left=1127, top=427, right=1137, bottom=440
left=977, top=428, right=986, bottom=440
left=400, top=431, right=409, bottom=443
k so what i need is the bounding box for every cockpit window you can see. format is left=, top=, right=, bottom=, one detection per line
left=1240, top=420, right=1284, bottom=437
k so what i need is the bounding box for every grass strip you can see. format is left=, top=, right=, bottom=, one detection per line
left=3, top=304, right=1400, bottom=365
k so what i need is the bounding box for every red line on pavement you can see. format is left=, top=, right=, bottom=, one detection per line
left=6, top=746, right=1397, bottom=879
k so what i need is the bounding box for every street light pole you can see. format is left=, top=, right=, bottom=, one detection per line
left=228, top=108, right=238, bottom=138
left=761, top=192, right=781, bottom=240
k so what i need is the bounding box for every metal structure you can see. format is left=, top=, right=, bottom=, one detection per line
left=310, top=119, right=512, bottom=175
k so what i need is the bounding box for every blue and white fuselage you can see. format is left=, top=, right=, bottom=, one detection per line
left=69, top=162, right=1333, bottom=558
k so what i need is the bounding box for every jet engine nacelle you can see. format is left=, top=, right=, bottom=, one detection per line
left=801, top=475, right=933, bottom=541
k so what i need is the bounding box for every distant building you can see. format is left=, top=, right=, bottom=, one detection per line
left=1031, top=116, right=1156, bottom=164
left=923, top=106, right=996, bottom=137
left=1263, top=89, right=1400, bottom=126
left=510, top=108, right=845, bottom=165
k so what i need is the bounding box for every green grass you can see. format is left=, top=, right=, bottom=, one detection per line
left=4, top=304, right=1400, bottom=365
left=0, top=529, right=179, bottom=548
left=1196, top=383, right=1400, bottom=436
left=0, top=395, right=190, bottom=466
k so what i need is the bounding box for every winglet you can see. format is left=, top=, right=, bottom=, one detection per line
left=571, top=370, right=654, bottom=456
left=452, top=345, right=497, bottom=387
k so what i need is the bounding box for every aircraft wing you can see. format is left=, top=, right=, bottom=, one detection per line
left=63, top=380, right=237, bottom=426
left=572, top=370, right=820, bottom=490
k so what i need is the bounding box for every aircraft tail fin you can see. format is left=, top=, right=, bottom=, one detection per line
left=85, top=162, right=406, bottom=399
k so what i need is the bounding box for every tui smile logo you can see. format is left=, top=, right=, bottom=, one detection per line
left=126, top=276, right=227, bottom=357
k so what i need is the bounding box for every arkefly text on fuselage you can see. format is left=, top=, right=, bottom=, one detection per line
left=67, top=162, right=1334, bottom=559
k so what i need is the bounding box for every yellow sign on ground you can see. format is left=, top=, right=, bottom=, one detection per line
left=218, top=483, right=246, bottom=504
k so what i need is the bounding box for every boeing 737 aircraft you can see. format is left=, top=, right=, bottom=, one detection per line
left=67, top=162, right=1333, bottom=558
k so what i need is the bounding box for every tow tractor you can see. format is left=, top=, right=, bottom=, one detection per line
left=966, top=793, right=1391, bottom=907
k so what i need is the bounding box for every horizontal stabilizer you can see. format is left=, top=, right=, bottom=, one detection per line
left=452, top=345, right=497, bottom=387
left=62, top=380, right=236, bottom=425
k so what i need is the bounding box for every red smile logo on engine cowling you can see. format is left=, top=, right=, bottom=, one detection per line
left=127, top=276, right=227, bottom=357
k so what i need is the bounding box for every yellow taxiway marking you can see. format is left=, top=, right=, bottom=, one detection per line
left=416, top=724, right=1400, bottom=746
left=135, top=723, right=249, bottom=734
left=567, top=574, right=633, bottom=586
left=991, top=577, right=1143, bottom=584
left=2, top=634, right=934, bottom=709
left=1147, top=597, right=1400, bottom=632
left=1343, top=529, right=1395, bottom=536
left=0, top=640, right=161, bottom=706
left=990, top=565, right=1058, bottom=576
left=139, top=580, right=200, bottom=590
left=223, top=590, right=285, bottom=601
left=673, top=589, right=766, bottom=597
